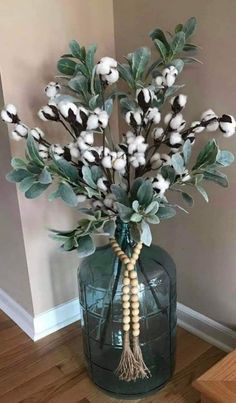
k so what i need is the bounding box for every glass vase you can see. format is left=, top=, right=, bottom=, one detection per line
left=78, top=222, right=177, bottom=399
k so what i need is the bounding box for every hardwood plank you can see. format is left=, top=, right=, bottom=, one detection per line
left=0, top=310, right=225, bottom=403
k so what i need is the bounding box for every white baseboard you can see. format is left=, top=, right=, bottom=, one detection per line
left=0, top=287, right=236, bottom=351
left=0, top=288, right=81, bottom=341
left=177, top=302, right=236, bottom=352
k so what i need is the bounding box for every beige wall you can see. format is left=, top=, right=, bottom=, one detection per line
left=114, top=0, right=236, bottom=328
left=0, top=0, right=116, bottom=315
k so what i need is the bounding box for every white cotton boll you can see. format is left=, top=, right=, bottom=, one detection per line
left=161, top=153, right=172, bottom=166
left=58, top=102, right=77, bottom=118
left=38, top=104, right=59, bottom=121
left=98, top=111, right=109, bottom=128
left=83, top=150, right=96, bottom=163
left=137, top=142, right=148, bottom=153
left=146, top=107, right=161, bottom=125
left=11, top=131, right=22, bottom=141
left=170, top=94, right=187, bottom=112
left=152, top=174, right=170, bottom=196
left=77, top=195, right=87, bottom=203
left=51, top=144, right=64, bottom=160
left=38, top=144, right=49, bottom=160
left=164, top=113, right=172, bottom=125
left=81, top=131, right=94, bottom=145
left=6, top=104, right=17, bottom=115
left=77, top=137, right=89, bottom=151
left=186, top=133, right=195, bottom=144
left=125, top=131, right=135, bottom=143
left=97, top=177, right=108, bottom=192
left=133, top=111, right=142, bottom=125
left=219, top=114, right=236, bottom=137
left=150, top=153, right=162, bottom=169
left=87, top=114, right=99, bottom=130
left=30, top=127, right=44, bottom=141
left=129, top=156, right=139, bottom=168
left=191, top=121, right=205, bottom=133
left=93, top=200, right=103, bottom=209
left=103, top=194, right=115, bottom=209
left=15, top=123, right=28, bottom=137
left=103, top=68, right=119, bottom=84
left=102, top=155, right=112, bottom=168
left=169, top=132, right=183, bottom=146
left=155, top=76, right=164, bottom=86
left=152, top=127, right=164, bottom=140
left=170, top=113, right=184, bottom=130
left=68, top=143, right=80, bottom=158
left=76, top=107, right=89, bottom=125
left=178, top=94, right=187, bottom=108
left=201, top=109, right=217, bottom=120
left=206, top=120, right=219, bottom=132
left=1, top=110, right=13, bottom=123
left=44, top=82, right=61, bottom=98
left=165, top=74, right=176, bottom=87
left=113, top=155, right=127, bottom=171
left=96, top=57, right=117, bottom=75
left=135, top=152, right=146, bottom=165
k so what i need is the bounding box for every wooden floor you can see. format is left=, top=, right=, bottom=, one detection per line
left=0, top=310, right=225, bottom=403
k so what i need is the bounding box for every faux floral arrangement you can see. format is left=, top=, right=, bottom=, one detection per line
left=1, top=17, right=235, bottom=381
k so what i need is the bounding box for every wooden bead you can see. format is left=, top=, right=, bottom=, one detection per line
left=110, top=239, right=116, bottom=244
left=120, top=253, right=126, bottom=260
left=129, top=271, right=137, bottom=279
left=132, top=253, right=139, bottom=260
left=131, top=286, right=139, bottom=294
left=123, top=316, right=130, bottom=324
left=117, top=250, right=124, bottom=257
left=130, top=258, right=136, bottom=265
left=132, top=322, right=140, bottom=330
left=123, top=257, right=130, bottom=265
left=124, top=270, right=129, bottom=277
left=123, top=277, right=130, bottom=286
left=123, top=324, right=130, bottom=332
left=123, top=301, right=130, bottom=309
left=123, top=308, right=130, bottom=316
left=122, top=294, right=130, bottom=302
left=131, top=294, right=139, bottom=302
left=114, top=247, right=121, bottom=253
left=132, top=329, right=140, bottom=337
left=132, top=315, right=140, bottom=323
left=122, top=285, right=130, bottom=294
left=127, top=263, right=134, bottom=271
left=131, top=301, right=139, bottom=309
left=130, top=278, right=138, bottom=287
left=132, top=308, right=139, bottom=316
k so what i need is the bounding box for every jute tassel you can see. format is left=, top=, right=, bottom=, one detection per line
left=110, top=238, right=151, bottom=382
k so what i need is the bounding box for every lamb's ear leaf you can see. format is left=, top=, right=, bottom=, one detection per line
left=82, top=166, right=97, bottom=189
left=196, top=185, right=209, bottom=202
left=183, top=17, right=197, bottom=39
left=137, top=181, right=153, bottom=207
left=216, top=150, right=235, bottom=167
left=153, top=39, right=167, bottom=61
left=6, top=169, right=31, bottom=183
left=26, top=134, right=44, bottom=166
left=140, top=221, right=152, bottom=246
left=77, top=235, right=95, bottom=257
left=130, top=177, right=145, bottom=199
left=203, top=168, right=228, bottom=188
left=11, top=157, right=27, bottom=169
left=58, top=182, right=78, bottom=206
left=158, top=206, right=176, bottom=219
left=171, top=31, right=186, bottom=54
left=57, top=58, right=77, bottom=76
left=19, top=176, right=36, bottom=193
left=181, top=192, right=194, bottom=207
left=115, top=203, right=133, bottom=223
left=86, top=44, right=97, bottom=74
left=111, top=184, right=130, bottom=206
left=38, top=167, right=52, bottom=185
left=131, top=47, right=151, bottom=80
left=171, top=153, right=185, bottom=175
left=183, top=139, right=192, bottom=164
left=103, top=220, right=116, bottom=237
left=149, top=28, right=170, bottom=51
left=193, top=139, right=218, bottom=170
left=25, top=182, right=49, bottom=199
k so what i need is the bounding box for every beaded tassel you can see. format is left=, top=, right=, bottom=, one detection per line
left=110, top=238, right=151, bottom=382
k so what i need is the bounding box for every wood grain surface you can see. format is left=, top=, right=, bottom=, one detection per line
left=0, top=310, right=225, bottom=402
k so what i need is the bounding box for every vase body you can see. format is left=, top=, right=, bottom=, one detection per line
left=78, top=223, right=177, bottom=399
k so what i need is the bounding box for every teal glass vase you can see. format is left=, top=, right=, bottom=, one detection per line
left=78, top=222, right=177, bottom=399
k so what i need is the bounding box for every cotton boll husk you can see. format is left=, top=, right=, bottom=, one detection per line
left=170, top=113, right=184, bottom=130
left=219, top=114, right=236, bottom=137
left=87, top=114, right=99, bottom=130
left=152, top=173, right=170, bottom=196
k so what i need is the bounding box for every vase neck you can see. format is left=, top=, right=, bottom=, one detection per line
left=114, top=220, right=133, bottom=247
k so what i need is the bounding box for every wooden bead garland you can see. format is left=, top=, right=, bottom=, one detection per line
left=110, top=237, right=151, bottom=381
